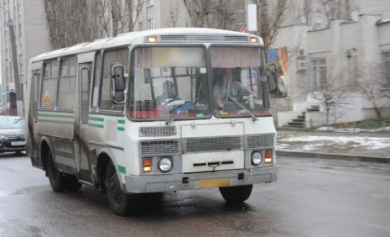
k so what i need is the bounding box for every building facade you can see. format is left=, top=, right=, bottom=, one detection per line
left=0, top=0, right=50, bottom=115
left=1, top=0, right=389, bottom=125
left=272, top=0, right=390, bottom=128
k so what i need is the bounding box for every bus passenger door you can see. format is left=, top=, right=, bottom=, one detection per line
left=28, top=69, right=41, bottom=167
left=78, top=63, right=92, bottom=181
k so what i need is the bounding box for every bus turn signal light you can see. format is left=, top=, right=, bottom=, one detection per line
left=143, top=158, right=152, bottom=172
left=264, top=150, right=273, bottom=164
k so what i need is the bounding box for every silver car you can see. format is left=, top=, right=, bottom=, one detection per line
left=0, top=116, right=25, bottom=154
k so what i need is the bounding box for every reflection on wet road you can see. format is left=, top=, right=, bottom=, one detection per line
left=1, top=154, right=390, bottom=237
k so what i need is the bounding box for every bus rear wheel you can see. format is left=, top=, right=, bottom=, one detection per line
left=47, top=149, right=67, bottom=192
left=219, top=185, right=253, bottom=203
left=105, top=161, right=138, bottom=216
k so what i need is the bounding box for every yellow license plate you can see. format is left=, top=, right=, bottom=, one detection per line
left=197, top=178, right=231, bottom=189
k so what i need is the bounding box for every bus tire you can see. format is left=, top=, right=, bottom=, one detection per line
left=47, top=149, right=67, bottom=192
left=105, top=161, right=137, bottom=216
left=219, top=185, right=253, bottom=203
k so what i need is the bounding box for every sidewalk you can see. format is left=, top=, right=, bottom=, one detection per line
left=276, top=129, right=390, bottom=163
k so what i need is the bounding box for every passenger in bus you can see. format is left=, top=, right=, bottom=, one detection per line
left=213, top=68, right=256, bottom=110
left=156, top=80, right=179, bottom=104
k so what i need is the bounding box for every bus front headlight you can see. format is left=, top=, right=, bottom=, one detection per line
left=251, top=151, right=263, bottom=166
left=158, top=157, right=172, bottom=173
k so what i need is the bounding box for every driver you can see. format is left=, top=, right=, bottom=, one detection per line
left=156, top=80, right=179, bottom=104
left=213, top=68, right=256, bottom=109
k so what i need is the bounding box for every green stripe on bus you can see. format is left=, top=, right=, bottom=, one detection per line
left=117, top=127, right=125, bottom=132
left=89, top=124, right=104, bottom=129
left=89, top=117, right=104, bottom=122
left=118, top=165, right=126, bottom=174
left=38, top=119, right=74, bottom=125
left=117, top=119, right=125, bottom=124
left=38, top=113, right=74, bottom=119
left=54, top=150, right=74, bottom=159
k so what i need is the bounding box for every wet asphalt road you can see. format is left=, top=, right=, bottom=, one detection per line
left=0, top=153, right=389, bottom=237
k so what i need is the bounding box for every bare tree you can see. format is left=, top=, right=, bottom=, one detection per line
left=167, top=1, right=181, bottom=27
left=44, top=0, right=92, bottom=48
left=297, top=0, right=355, bottom=28
left=359, top=64, right=390, bottom=119
left=302, top=0, right=314, bottom=23
left=182, top=0, right=234, bottom=29
left=124, top=0, right=144, bottom=32
left=213, top=0, right=235, bottom=29
left=183, top=0, right=211, bottom=27
left=111, top=0, right=122, bottom=37
left=254, top=0, right=289, bottom=53
left=305, top=65, right=353, bottom=128
left=44, top=0, right=144, bottom=49
left=91, top=0, right=144, bottom=37
left=90, top=0, right=111, bottom=38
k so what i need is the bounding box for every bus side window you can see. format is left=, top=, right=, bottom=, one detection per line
left=91, top=52, right=101, bottom=111
left=99, top=48, right=129, bottom=111
left=57, top=57, right=77, bottom=110
left=32, top=70, right=41, bottom=118
left=40, top=60, right=58, bottom=110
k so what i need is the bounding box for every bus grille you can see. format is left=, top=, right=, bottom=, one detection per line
left=245, top=134, right=275, bottom=149
left=139, top=126, right=176, bottom=137
left=183, top=136, right=244, bottom=153
left=140, top=134, right=274, bottom=155
left=140, top=140, right=180, bottom=155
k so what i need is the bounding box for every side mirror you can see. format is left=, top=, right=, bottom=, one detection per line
left=111, top=62, right=126, bottom=103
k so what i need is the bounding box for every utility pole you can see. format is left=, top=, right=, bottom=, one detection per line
left=1, top=4, right=23, bottom=116
left=6, top=18, right=23, bottom=116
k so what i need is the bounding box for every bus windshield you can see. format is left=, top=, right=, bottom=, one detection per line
left=129, top=46, right=210, bottom=121
left=128, top=45, right=268, bottom=121
left=210, top=46, right=267, bottom=118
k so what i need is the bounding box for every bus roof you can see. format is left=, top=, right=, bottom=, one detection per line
left=30, top=28, right=264, bottom=62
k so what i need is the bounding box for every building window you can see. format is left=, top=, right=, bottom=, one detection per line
left=311, top=58, right=327, bottom=91
left=383, top=52, right=390, bottom=88
left=147, top=18, right=154, bottom=30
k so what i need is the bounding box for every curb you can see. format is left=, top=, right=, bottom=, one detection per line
left=276, top=150, right=390, bottom=164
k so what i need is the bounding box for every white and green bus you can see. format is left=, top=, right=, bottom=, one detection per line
left=26, top=28, right=278, bottom=216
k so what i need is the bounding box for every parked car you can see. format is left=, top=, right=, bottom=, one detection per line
left=0, top=116, right=26, bottom=154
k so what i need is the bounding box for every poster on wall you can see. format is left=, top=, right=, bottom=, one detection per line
left=267, top=47, right=289, bottom=97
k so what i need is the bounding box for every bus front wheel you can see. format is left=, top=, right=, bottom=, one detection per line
left=105, top=161, right=138, bottom=216
left=219, top=185, right=253, bottom=203
left=47, top=149, right=67, bottom=192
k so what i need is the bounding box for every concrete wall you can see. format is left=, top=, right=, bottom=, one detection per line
left=272, top=25, right=310, bottom=102
left=355, top=0, right=390, bottom=17
left=22, top=0, right=51, bottom=71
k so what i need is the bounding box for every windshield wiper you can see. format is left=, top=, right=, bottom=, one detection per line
left=228, top=96, right=257, bottom=121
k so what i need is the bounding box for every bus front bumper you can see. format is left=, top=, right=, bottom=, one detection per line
left=124, top=166, right=278, bottom=193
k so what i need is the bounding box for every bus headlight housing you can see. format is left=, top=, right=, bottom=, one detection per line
left=251, top=151, right=262, bottom=166
left=158, top=157, right=172, bottom=173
